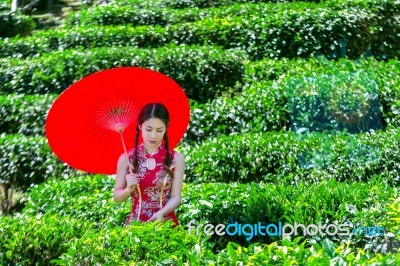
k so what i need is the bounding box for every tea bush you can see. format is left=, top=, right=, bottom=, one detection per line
left=214, top=239, right=400, bottom=265
left=179, top=178, right=397, bottom=249
left=183, top=128, right=400, bottom=184
left=0, top=93, right=57, bottom=135
left=53, top=220, right=215, bottom=265
left=187, top=57, right=400, bottom=143
left=22, top=174, right=397, bottom=250
left=112, top=0, right=313, bottom=9
left=0, top=134, right=77, bottom=191
left=0, top=5, right=390, bottom=60
left=0, top=8, right=35, bottom=38
left=111, top=0, right=398, bottom=10
left=0, top=45, right=246, bottom=103
left=4, top=57, right=400, bottom=140
left=23, top=175, right=131, bottom=228
left=0, top=213, right=93, bottom=265
left=55, top=229, right=400, bottom=264
left=66, top=1, right=338, bottom=27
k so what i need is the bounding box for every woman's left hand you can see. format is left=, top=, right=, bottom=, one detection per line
left=147, top=211, right=164, bottom=222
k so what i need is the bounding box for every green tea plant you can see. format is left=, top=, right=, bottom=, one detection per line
left=22, top=174, right=398, bottom=250
left=0, top=45, right=246, bottom=103
left=0, top=6, right=384, bottom=60
left=0, top=213, right=94, bottom=265
left=183, top=128, right=400, bottom=184
left=53, top=221, right=216, bottom=265
left=0, top=7, right=35, bottom=38
left=0, top=93, right=57, bottom=135
left=23, top=175, right=130, bottom=229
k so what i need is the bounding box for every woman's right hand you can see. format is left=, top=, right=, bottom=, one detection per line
left=126, top=173, right=139, bottom=193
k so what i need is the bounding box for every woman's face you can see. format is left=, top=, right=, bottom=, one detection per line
left=140, top=118, right=166, bottom=150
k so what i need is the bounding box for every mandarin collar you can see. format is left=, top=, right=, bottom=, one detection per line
left=141, top=142, right=163, bottom=157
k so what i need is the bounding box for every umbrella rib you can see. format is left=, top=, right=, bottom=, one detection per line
left=53, top=121, right=100, bottom=169
left=96, top=70, right=115, bottom=105
left=73, top=123, right=111, bottom=173
left=123, top=68, right=156, bottom=101
left=94, top=128, right=111, bottom=174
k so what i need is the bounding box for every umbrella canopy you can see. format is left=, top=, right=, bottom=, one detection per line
left=45, top=67, right=190, bottom=175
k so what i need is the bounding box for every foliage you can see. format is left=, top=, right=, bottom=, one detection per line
left=0, top=134, right=78, bottom=190
left=0, top=4, right=396, bottom=60
left=23, top=175, right=131, bottom=229
left=66, top=1, right=334, bottom=27
left=215, top=238, right=400, bottom=265
left=179, top=178, right=398, bottom=250
left=53, top=220, right=216, bottom=265
left=3, top=58, right=400, bottom=141
left=183, top=128, right=400, bottom=184
left=113, top=0, right=317, bottom=9
left=0, top=9, right=35, bottom=38
left=0, top=93, right=57, bottom=135
left=21, top=174, right=398, bottom=251
left=1, top=212, right=397, bottom=266
left=0, top=45, right=246, bottom=103
left=1, top=0, right=399, bottom=264
left=187, top=80, right=288, bottom=143
left=0, top=213, right=94, bottom=265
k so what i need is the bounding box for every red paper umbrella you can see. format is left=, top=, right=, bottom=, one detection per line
left=45, top=67, right=190, bottom=175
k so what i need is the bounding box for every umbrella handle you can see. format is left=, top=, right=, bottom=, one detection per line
left=119, top=131, right=142, bottom=222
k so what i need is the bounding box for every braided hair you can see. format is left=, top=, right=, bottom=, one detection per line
left=132, top=103, right=174, bottom=179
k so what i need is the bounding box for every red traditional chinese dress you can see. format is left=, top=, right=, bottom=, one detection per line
left=124, top=142, right=179, bottom=226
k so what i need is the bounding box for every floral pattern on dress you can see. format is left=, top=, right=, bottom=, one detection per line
left=124, top=142, right=178, bottom=227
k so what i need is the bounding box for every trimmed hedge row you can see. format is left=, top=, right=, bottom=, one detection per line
left=0, top=45, right=246, bottom=102
left=112, top=0, right=318, bottom=9
left=0, top=214, right=94, bottom=265
left=24, top=175, right=395, bottom=229
left=216, top=239, right=399, bottom=265
left=65, top=1, right=340, bottom=27
left=183, top=127, right=400, bottom=184
left=0, top=93, right=56, bottom=135
left=3, top=58, right=400, bottom=140
left=66, top=1, right=400, bottom=28
left=21, top=174, right=398, bottom=249
left=55, top=231, right=400, bottom=264
left=187, top=80, right=289, bottom=143
left=0, top=134, right=77, bottom=190
left=187, top=57, right=400, bottom=143
left=3, top=213, right=397, bottom=265
left=23, top=175, right=131, bottom=228
left=54, top=220, right=213, bottom=265
left=3, top=127, right=398, bottom=198
left=0, top=4, right=396, bottom=60
left=0, top=7, right=36, bottom=38
left=112, top=0, right=399, bottom=10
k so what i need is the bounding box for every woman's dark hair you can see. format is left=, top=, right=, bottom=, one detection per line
left=132, top=103, right=174, bottom=179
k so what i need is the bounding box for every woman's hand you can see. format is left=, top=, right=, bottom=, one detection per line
left=126, top=173, right=139, bottom=193
left=147, top=211, right=164, bottom=222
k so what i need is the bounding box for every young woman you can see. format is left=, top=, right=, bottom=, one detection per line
left=113, top=103, right=185, bottom=227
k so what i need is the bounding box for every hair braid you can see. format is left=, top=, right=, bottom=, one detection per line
left=163, top=133, right=174, bottom=179
left=132, top=125, right=140, bottom=174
